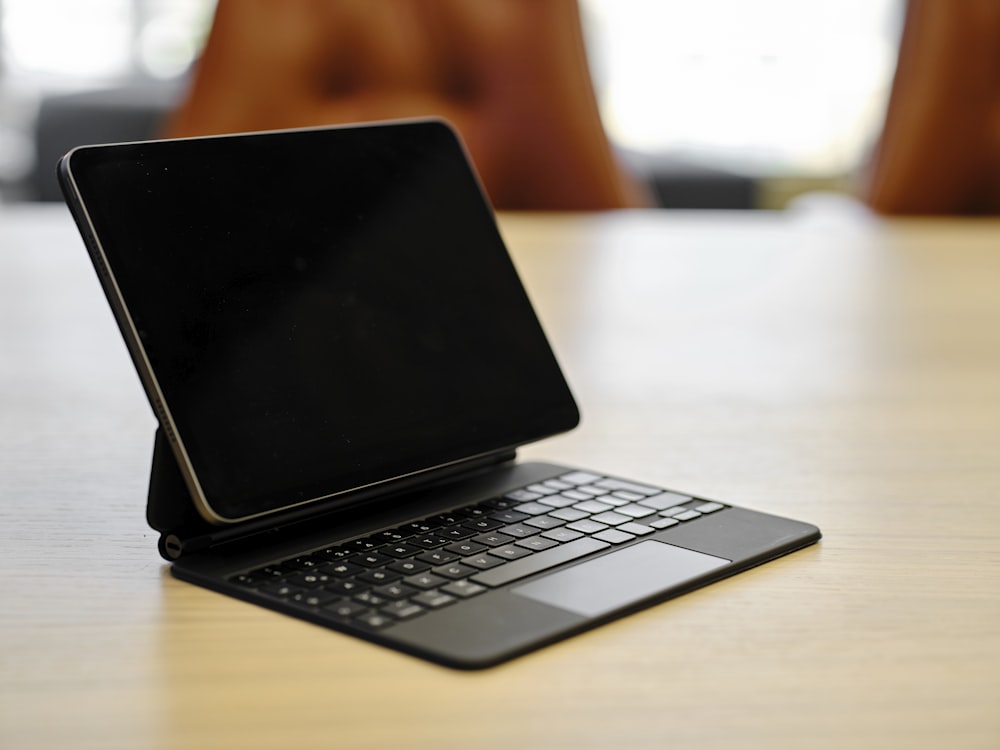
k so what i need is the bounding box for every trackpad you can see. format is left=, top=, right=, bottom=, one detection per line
left=513, top=540, right=730, bottom=618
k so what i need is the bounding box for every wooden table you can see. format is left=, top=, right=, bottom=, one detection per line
left=2, top=201, right=999, bottom=749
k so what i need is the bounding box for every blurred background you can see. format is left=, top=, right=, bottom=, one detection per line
left=0, top=0, right=902, bottom=208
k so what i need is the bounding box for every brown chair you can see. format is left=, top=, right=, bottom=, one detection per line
left=163, top=0, right=649, bottom=210
left=865, top=0, right=1000, bottom=214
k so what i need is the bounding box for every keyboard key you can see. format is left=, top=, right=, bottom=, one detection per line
left=490, top=509, right=529, bottom=524
left=417, top=549, right=459, bottom=565
left=354, top=591, right=389, bottom=607
left=658, top=506, right=689, bottom=517
left=439, top=525, right=476, bottom=541
left=638, top=491, right=693, bottom=510
left=312, top=546, right=353, bottom=561
left=381, top=543, right=423, bottom=559
left=374, top=529, right=409, bottom=544
left=373, top=583, right=417, bottom=600
left=593, top=478, right=662, bottom=496
left=398, top=520, right=440, bottom=535
left=411, top=535, right=450, bottom=549
left=357, top=568, right=401, bottom=585
left=433, top=563, right=478, bottom=580
left=565, top=519, right=609, bottom=534
left=590, top=511, right=631, bottom=526
left=488, top=544, right=533, bottom=560
left=617, top=504, right=657, bottom=518
left=427, top=512, right=468, bottom=526
left=538, top=495, right=578, bottom=508
left=473, top=532, right=515, bottom=547
left=291, top=590, right=340, bottom=608
left=618, top=522, right=655, bottom=536
left=515, top=535, right=559, bottom=551
left=500, top=523, right=537, bottom=538
left=411, top=590, right=456, bottom=608
left=326, top=579, right=365, bottom=595
left=348, top=539, right=383, bottom=553
left=610, top=490, right=645, bottom=502
left=463, top=554, right=506, bottom=570
left=694, top=502, right=725, bottom=513
left=592, top=529, right=636, bottom=544
left=462, top=517, right=504, bottom=532
left=387, top=559, right=430, bottom=575
left=445, top=540, right=487, bottom=556
left=513, top=502, right=551, bottom=516
left=541, top=527, right=585, bottom=543
left=286, top=571, right=333, bottom=588
left=673, top=510, right=702, bottom=521
left=354, top=552, right=395, bottom=568
left=542, top=479, right=574, bottom=491
left=649, top=517, right=680, bottom=529
left=597, top=494, right=629, bottom=507
left=573, top=499, right=613, bottom=514
left=525, top=483, right=559, bottom=495
left=505, top=489, right=542, bottom=502
left=559, top=471, right=603, bottom=485
left=321, top=561, right=363, bottom=578
left=559, top=489, right=593, bottom=501
left=524, top=515, right=565, bottom=530
left=549, top=507, right=590, bottom=522
left=404, top=572, right=448, bottom=590
left=471, top=537, right=611, bottom=587
left=482, top=496, right=520, bottom=510
left=441, top=580, right=487, bottom=598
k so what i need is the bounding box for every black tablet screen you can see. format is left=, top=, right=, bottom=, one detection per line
left=64, top=121, right=578, bottom=522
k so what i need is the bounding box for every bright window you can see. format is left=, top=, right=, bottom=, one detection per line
left=0, top=0, right=212, bottom=84
left=582, top=0, right=902, bottom=175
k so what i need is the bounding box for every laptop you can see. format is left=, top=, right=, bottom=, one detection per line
left=58, top=119, right=820, bottom=669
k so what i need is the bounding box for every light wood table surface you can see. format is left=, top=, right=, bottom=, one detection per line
left=2, top=201, right=999, bottom=749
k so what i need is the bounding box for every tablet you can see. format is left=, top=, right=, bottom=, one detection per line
left=59, top=120, right=579, bottom=524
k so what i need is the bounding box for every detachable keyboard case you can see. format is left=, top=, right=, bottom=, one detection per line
left=60, top=120, right=821, bottom=669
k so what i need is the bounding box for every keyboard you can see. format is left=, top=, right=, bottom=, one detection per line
left=228, top=471, right=727, bottom=632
